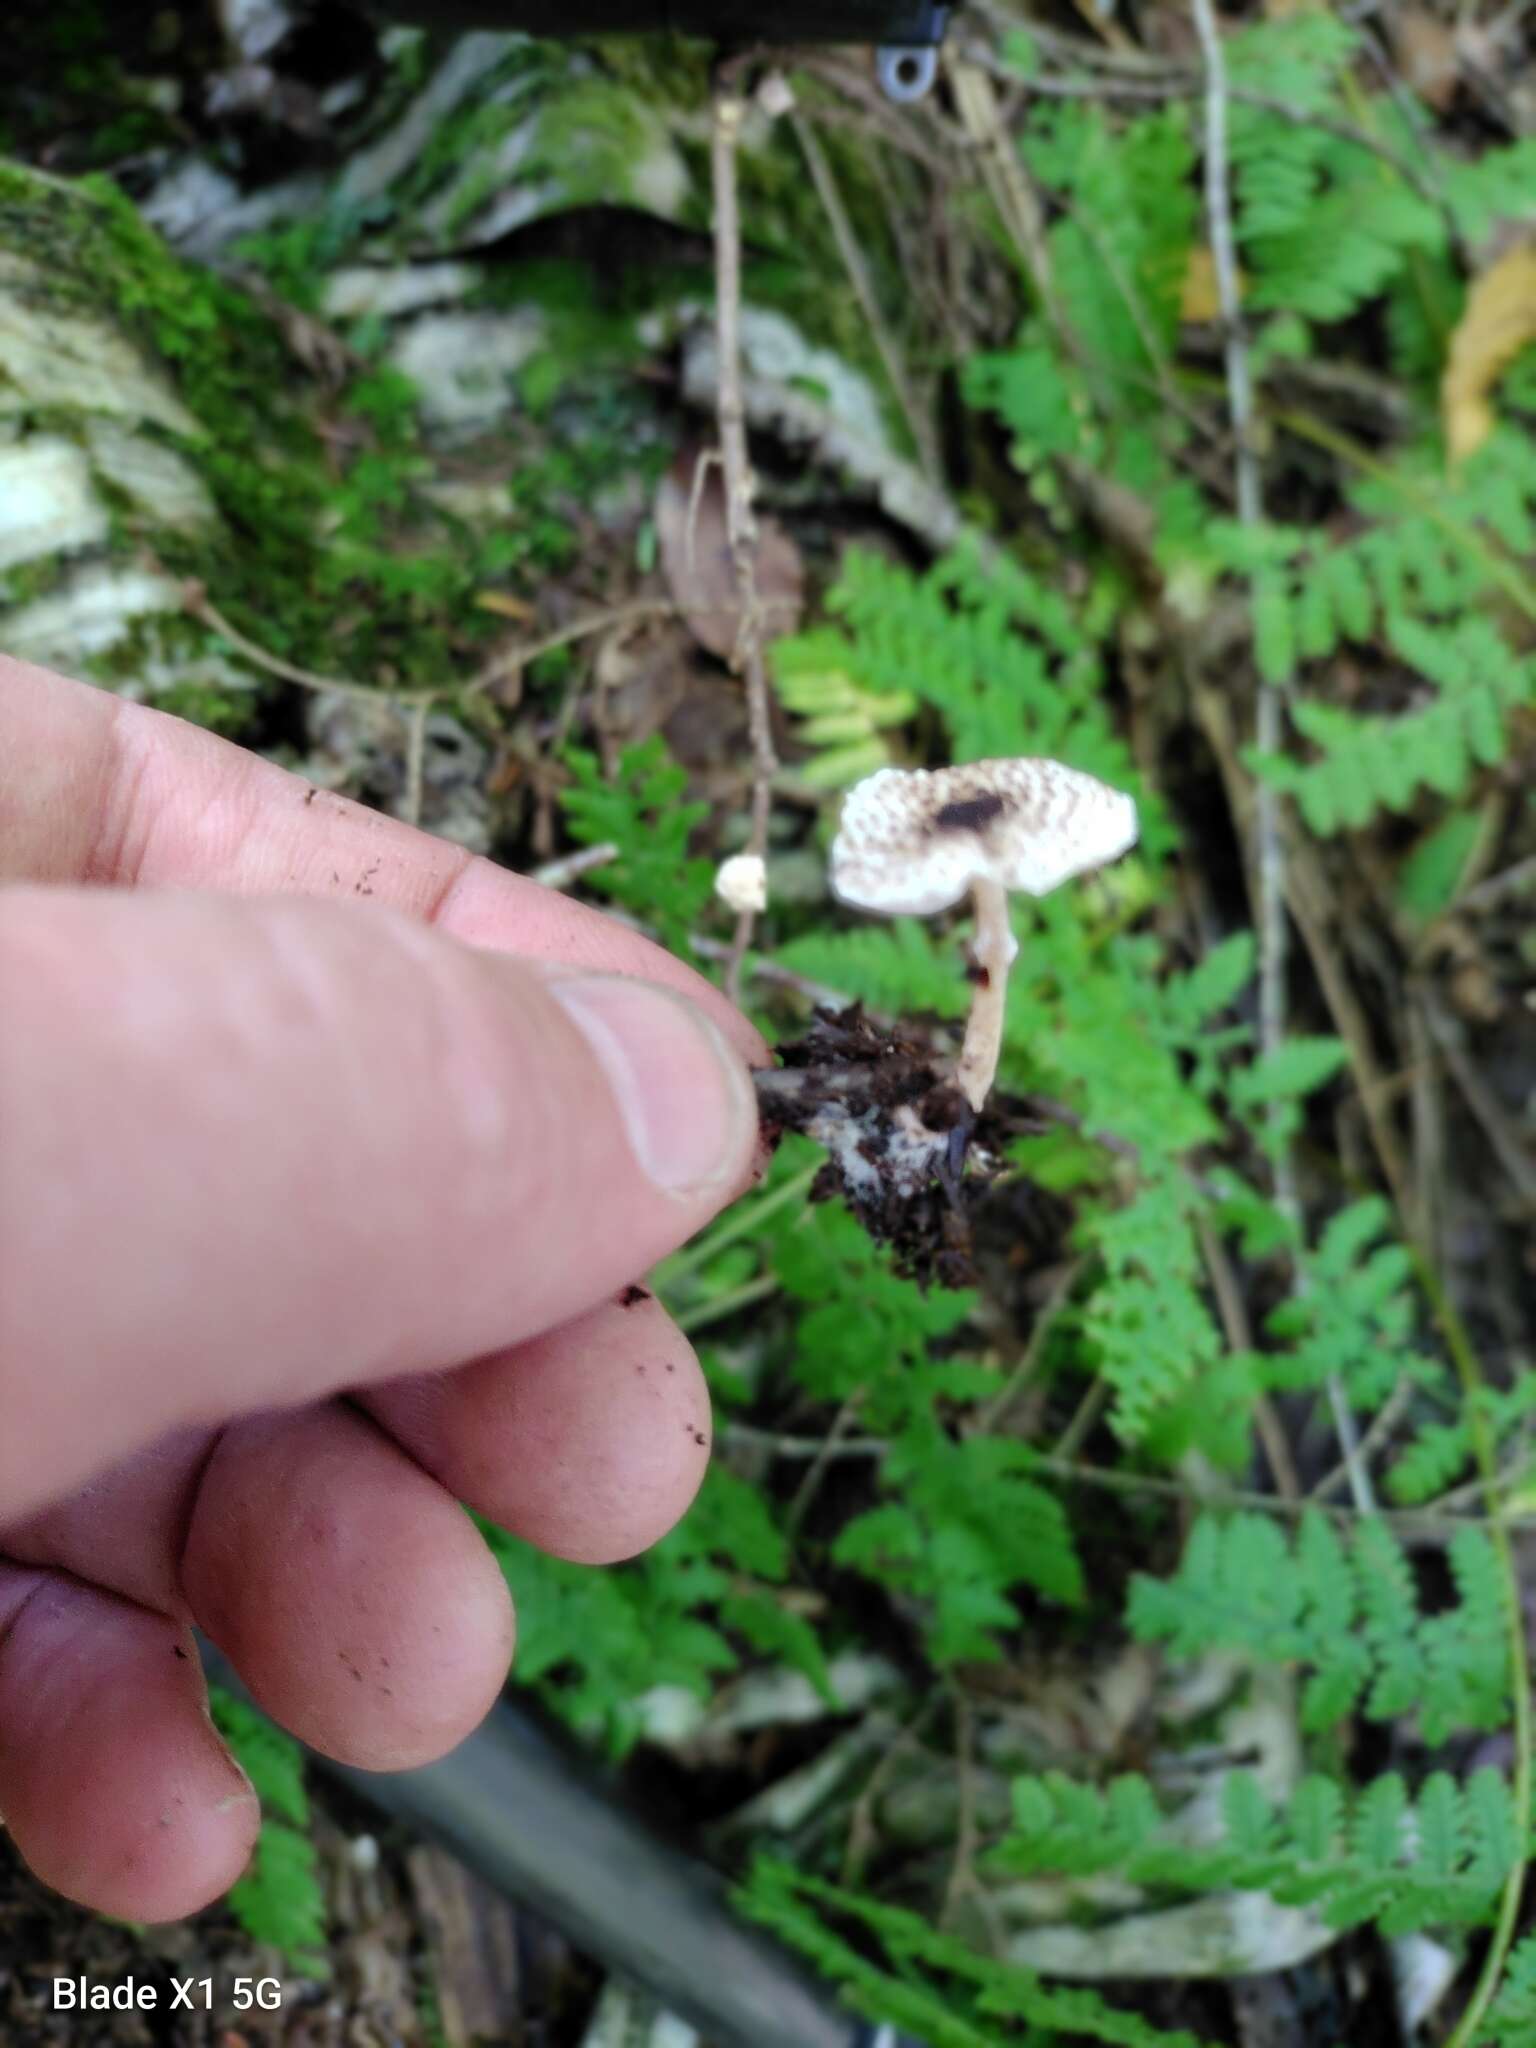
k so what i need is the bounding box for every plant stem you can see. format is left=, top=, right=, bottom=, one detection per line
left=1421, top=1251, right=1533, bottom=2048
left=1190, top=0, right=1372, bottom=1516
left=711, top=71, right=781, bottom=1005
left=956, top=876, right=1015, bottom=1113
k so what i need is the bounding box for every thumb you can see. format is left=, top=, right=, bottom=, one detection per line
left=0, top=886, right=758, bottom=1524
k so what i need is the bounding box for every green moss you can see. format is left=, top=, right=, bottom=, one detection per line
left=144, top=678, right=260, bottom=739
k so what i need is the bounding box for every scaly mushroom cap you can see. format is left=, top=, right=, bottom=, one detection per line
left=829, top=758, right=1138, bottom=916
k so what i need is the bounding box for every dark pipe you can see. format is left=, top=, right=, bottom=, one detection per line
left=362, top=1, right=951, bottom=47
left=200, top=1643, right=920, bottom=2048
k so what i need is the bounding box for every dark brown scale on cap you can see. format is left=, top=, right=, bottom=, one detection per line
left=934, top=791, right=1008, bottom=833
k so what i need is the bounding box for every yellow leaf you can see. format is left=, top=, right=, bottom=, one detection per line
left=1442, top=240, right=1536, bottom=462
left=1180, top=246, right=1243, bottom=323
left=474, top=591, right=536, bottom=620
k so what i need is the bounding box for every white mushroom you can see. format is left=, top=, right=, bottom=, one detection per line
left=828, top=759, right=1139, bottom=1113
left=715, top=851, right=769, bottom=914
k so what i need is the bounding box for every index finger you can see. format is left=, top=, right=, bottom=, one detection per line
left=0, top=652, right=762, bottom=1061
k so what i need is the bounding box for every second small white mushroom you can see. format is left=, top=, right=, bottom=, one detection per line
left=828, top=758, right=1138, bottom=1113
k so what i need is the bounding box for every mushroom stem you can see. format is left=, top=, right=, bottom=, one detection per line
left=956, top=875, right=1016, bottom=1113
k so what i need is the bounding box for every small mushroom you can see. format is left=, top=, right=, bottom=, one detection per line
left=828, top=759, right=1138, bottom=1112
left=715, top=851, right=768, bottom=914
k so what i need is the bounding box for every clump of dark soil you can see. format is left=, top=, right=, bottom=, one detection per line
left=752, top=1005, right=1018, bottom=1287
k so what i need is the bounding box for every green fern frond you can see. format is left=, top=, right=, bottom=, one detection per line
left=741, top=1859, right=1221, bottom=2048
left=560, top=737, right=714, bottom=952
left=209, top=1688, right=310, bottom=1828
left=996, top=1761, right=1520, bottom=1935
left=1226, top=14, right=1360, bottom=109
left=227, top=1823, right=330, bottom=1973
left=772, top=919, right=970, bottom=1017
left=836, top=1419, right=1085, bottom=1663
left=1082, top=1172, right=1223, bottom=1443
left=1248, top=618, right=1536, bottom=835
left=207, top=1689, right=328, bottom=1972
left=1387, top=1382, right=1536, bottom=1506
left=1129, top=1508, right=1511, bottom=1742
left=791, top=545, right=1118, bottom=772
left=771, top=628, right=918, bottom=789
left=1482, top=1932, right=1536, bottom=2046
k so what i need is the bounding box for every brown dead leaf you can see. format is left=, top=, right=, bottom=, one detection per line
left=1442, top=240, right=1536, bottom=461
left=1391, top=7, right=1459, bottom=109
left=473, top=590, right=537, bottom=621
left=1179, top=245, right=1243, bottom=322
left=655, top=443, right=804, bottom=662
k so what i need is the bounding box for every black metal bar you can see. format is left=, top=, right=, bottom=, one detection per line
left=362, top=2, right=951, bottom=47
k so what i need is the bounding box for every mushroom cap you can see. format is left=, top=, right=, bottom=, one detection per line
left=829, top=758, right=1138, bottom=917
left=715, top=851, right=768, bottom=913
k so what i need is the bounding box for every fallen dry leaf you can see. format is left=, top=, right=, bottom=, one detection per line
left=1442, top=239, right=1536, bottom=460
left=1179, top=245, right=1243, bottom=323
left=1391, top=7, right=1460, bottom=110
left=655, top=443, right=804, bottom=662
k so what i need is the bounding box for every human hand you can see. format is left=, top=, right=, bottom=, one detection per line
left=0, top=654, right=764, bottom=1923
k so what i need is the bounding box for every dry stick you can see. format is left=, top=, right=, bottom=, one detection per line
left=186, top=587, right=441, bottom=826
left=401, top=697, right=430, bottom=831
left=529, top=841, right=621, bottom=891
left=711, top=74, right=780, bottom=1006
left=962, top=46, right=1449, bottom=220
left=1198, top=1214, right=1301, bottom=1500
left=791, top=108, right=944, bottom=487
left=975, top=1259, right=1084, bottom=1436
left=1189, top=21, right=1530, bottom=2025
left=187, top=586, right=436, bottom=717
left=1423, top=995, right=1536, bottom=1210
left=1189, top=0, right=1372, bottom=1520
left=1310, top=1374, right=1417, bottom=1505
left=946, top=53, right=1069, bottom=354
left=462, top=596, right=677, bottom=702
left=785, top=1390, right=868, bottom=1540
left=720, top=1424, right=1536, bottom=1545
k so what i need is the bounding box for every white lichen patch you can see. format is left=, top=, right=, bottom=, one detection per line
left=0, top=254, right=198, bottom=435
left=387, top=310, right=546, bottom=433
left=85, top=420, right=216, bottom=532
left=0, top=436, right=108, bottom=571
left=2, top=563, right=186, bottom=666
left=322, top=261, right=483, bottom=323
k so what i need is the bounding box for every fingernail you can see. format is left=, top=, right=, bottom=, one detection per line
left=548, top=974, right=755, bottom=1196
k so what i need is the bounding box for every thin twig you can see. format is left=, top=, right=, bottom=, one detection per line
left=719, top=1423, right=1536, bottom=1546
left=947, top=50, right=1074, bottom=360
left=1198, top=1214, right=1301, bottom=1500
left=402, top=697, right=430, bottom=830
left=841, top=1696, right=944, bottom=1887
left=186, top=587, right=441, bottom=825
left=965, top=46, right=1448, bottom=218
left=1422, top=994, right=1536, bottom=1209
left=528, top=841, right=621, bottom=891
left=791, top=108, right=943, bottom=485
left=975, top=1259, right=1083, bottom=1436
left=711, top=69, right=781, bottom=1005
left=186, top=586, right=435, bottom=715
left=676, top=1272, right=782, bottom=1336
left=1421, top=1253, right=1534, bottom=2048
left=1455, top=853, right=1536, bottom=916
left=1190, top=0, right=1373, bottom=1519
left=462, top=597, right=678, bottom=701
left=786, top=1391, right=868, bottom=1539
left=1052, top=1373, right=1110, bottom=1462
left=1309, top=1374, right=1416, bottom=1503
